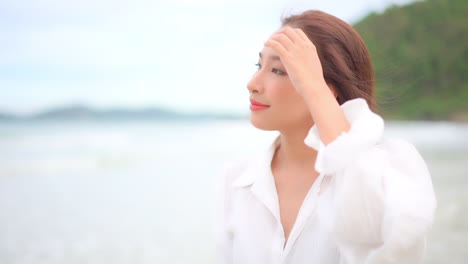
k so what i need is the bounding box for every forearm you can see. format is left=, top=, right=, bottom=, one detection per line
left=303, top=83, right=351, bottom=145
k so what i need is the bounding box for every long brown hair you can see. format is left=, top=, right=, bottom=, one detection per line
left=281, top=10, right=378, bottom=112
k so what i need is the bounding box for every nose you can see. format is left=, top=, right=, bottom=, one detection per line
left=246, top=70, right=263, bottom=94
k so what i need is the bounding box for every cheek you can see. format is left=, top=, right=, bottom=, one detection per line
left=270, top=82, right=302, bottom=110
left=271, top=82, right=311, bottom=120
left=249, top=78, right=311, bottom=130
left=269, top=80, right=295, bottom=103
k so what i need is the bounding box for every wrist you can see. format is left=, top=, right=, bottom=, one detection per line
left=302, top=82, right=334, bottom=103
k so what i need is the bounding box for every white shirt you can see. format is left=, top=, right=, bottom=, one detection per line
left=214, top=98, right=437, bottom=264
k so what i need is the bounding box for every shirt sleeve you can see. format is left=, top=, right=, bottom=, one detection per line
left=213, top=162, right=235, bottom=264
left=304, top=98, right=438, bottom=264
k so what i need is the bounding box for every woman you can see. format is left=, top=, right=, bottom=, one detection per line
left=214, top=10, right=437, bottom=264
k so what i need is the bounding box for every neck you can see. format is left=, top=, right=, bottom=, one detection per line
left=275, top=124, right=318, bottom=169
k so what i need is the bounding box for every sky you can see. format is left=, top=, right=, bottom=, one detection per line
left=0, top=0, right=417, bottom=116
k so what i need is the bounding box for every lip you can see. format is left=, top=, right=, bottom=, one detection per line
left=249, top=98, right=270, bottom=111
left=250, top=98, right=269, bottom=107
left=250, top=104, right=269, bottom=111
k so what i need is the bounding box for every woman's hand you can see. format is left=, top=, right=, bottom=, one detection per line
left=265, top=26, right=350, bottom=145
left=264, top=26, right=329, bottom=98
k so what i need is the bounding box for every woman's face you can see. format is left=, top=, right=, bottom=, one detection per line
left=247, top=44, right=312, bottom=132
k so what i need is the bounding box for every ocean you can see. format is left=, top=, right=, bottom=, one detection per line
left=0, top=119, right=467, bottom=263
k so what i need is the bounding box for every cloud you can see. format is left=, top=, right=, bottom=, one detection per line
left=0, top=0, right=417, bottom=114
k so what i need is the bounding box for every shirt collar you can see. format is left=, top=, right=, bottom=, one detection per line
left=231, top=97, right=376, bottom=187
left=232, top=135, right=280, bottom=188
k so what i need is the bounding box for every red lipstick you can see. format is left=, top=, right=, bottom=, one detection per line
left=250, top=98, right=270, bottom=111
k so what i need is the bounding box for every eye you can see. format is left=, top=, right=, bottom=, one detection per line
left=272, top=68, right=286, bottom=75
left=255, top=63, right=262, bottom=70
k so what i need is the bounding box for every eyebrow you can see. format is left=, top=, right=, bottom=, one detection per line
left=259, top=52, right=281, bottom=61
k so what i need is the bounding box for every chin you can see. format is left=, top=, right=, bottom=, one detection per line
left=249, top=114, right=277, bottom=131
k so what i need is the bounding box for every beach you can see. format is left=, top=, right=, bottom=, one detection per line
left=0, top=119, right=466, bottom=263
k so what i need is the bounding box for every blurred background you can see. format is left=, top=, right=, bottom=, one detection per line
left=0, top=0, right=466, bottom=263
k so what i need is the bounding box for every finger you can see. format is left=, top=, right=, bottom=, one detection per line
left=269, top=33, right=294, bottom=51
left=295, top=28, right=313, bottom=44
left=281, top=26, right=302, bottom=44
left=275, top=26, right=299, bottom=44
left=264, top=38, right=289, bottom=59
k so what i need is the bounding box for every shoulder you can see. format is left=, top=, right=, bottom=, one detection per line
left=377, top=137, right=429, bottom=174
left=379, top=137, right=420, bottom=154
left=215, top=156, right=253, bottom=191
left=217, top=137, right=276, bottom=187
left=375, top=137, right=436, bottom=213
left=343, top=136, right=432, bottom=187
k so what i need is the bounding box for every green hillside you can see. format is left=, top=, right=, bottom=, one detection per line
left=353, top=0, right=468, bottom=121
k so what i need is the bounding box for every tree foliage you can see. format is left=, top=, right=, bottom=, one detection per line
left=353, top=0, right=468, bottom=120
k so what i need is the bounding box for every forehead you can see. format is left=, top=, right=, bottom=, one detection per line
left=259, top=46, right=280, bottom=60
